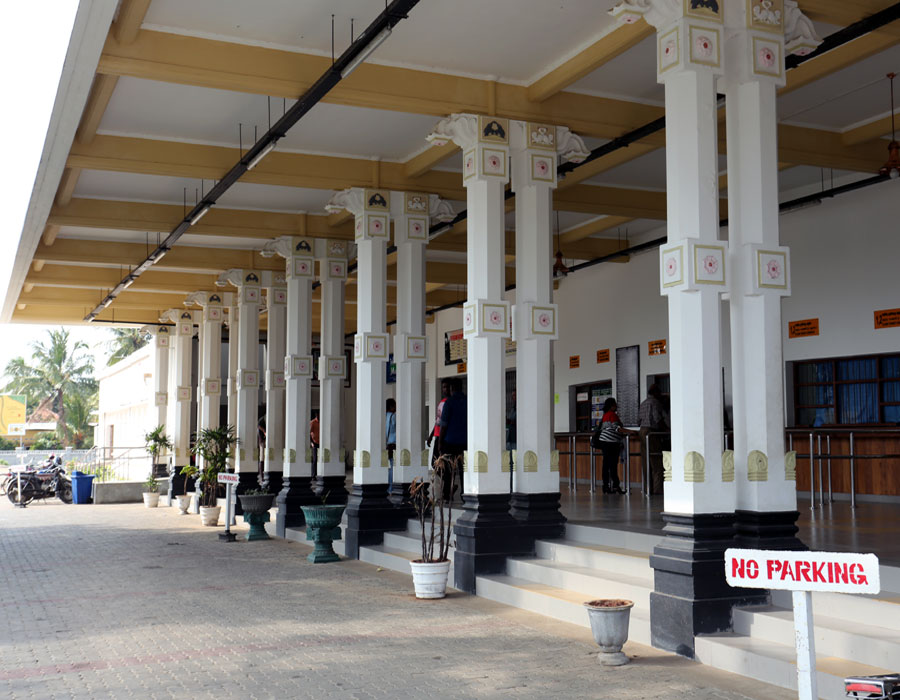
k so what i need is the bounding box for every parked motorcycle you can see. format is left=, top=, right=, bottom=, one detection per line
left=6, top=463, right=72, bottom=505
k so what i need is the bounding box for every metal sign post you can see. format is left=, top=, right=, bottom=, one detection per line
left=13, top=466, right=26, bottom=508
left=217, top=473, right=239, bottom=542
left=726, top=548, right=880, bottom=700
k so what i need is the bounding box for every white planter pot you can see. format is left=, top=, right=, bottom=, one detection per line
left=142, top=492, right=160, bottom=508
left=584, top=599, right=634, bottom=666
left=175, top=494, right=191, bottom=514
left=410, top=560, right=451, bottom=599
left=199, top=505, right=221, bottom=527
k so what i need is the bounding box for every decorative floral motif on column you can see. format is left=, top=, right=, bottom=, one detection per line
left=784, top=451, right=797, bottom=481
left=722, top=449, right=735, bottom=482
left=684, top=451, right=705, bottom=482
left=747, top=450, right=769, bottom=482
left=663, top=451, right=673, bottom=481
left=550, top=450, right=560, bottom=473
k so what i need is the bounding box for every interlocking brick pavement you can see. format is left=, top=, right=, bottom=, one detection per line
left=0, top=497, right=794, bottom=699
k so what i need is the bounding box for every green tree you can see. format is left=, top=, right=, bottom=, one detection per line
left=64, top=390, right=97, bottom=448
left=2, top=328, right=96, bottom=445
left=31, top=432, right=62, bottom=451
left=105, top=328, right=149, bottom=366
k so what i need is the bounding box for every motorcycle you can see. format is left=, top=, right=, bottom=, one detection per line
left=6, top=462, right=72, bottom=505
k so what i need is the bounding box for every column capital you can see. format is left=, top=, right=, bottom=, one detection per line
left=261, top=235, right=314, bottom=260
left=217, top=268, right=261, bottom=291
left=510, top=121, right=589, bottom=190
left=326, top=188, right=391, bottom=243
left=427, top=114, right=511, bottom=184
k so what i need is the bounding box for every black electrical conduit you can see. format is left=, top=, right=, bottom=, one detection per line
left=84, top=0, right=421, bottom=322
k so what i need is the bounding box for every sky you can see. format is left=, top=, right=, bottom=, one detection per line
left=0, top=2, right=113, bottom=384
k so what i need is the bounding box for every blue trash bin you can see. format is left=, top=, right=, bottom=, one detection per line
left=70, top=472, right=95, bottom=504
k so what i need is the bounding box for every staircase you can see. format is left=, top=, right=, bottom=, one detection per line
left=284, top=517, right=900, bottom=700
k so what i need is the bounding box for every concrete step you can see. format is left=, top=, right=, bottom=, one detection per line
left=771, top=586, right=900, bottom=630
left=734, top=604, right=900, bottom=672
left=694, top=632, right=894, bottom=700
left=505, top=557, right=653, bottom=608
left=563, top=523, right=663, bottom=553
left=534, top=539, right=652, bottom=581
left=475, top=573, right=651, bottom=646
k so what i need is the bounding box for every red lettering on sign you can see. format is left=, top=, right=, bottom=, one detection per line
left=732, top=559, right=745, bottom=578
left=746, top=560, right=759, bottom=579
left=811, top=561, right=825, bottom=582
left=796, top=561, right=811, bottom=583
left=849, top=563, right=867, bottom=585
left=767, top=559, right=781, bottom=578
left=781, top=561, right=795, bottom=581
left=831, top=563, right=849, bottom=584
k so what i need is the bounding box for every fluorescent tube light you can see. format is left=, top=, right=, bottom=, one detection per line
left=189, top=206, right=211, bottom=226
left=341, top=28, right=391, bottom=78
left=247, top=141, right=277, bottom=171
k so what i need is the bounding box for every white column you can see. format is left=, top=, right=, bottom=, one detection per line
left=724, top=0, right=819, bottom=534
left=185, top=292, right=227, bottom=440
left=219, top=269, right=262, bottom=498
left=510, top=123, right=588, bottom=524
left=226, top=301, right=239, bottom=435
left=142, top=325, right=170, bottom=436
left=315, top=240, right=350, bottom=501
left=160, top=308, right=196, bottom=498
left=262, top=271, right=287, bottom=492
left=390, top=192, right=438, bottom=501
left=264, top=236, right=319, bottom=532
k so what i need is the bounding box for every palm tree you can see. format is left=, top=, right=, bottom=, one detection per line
left=2, top=328, right=96, bottom=444
left=64, top=390, right=97, bottom=448
left=105, top=328, right=149, bottom=366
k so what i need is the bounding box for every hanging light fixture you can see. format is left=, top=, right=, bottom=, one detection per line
left=552, top=210, right=569, bottom=278
left=879, top=72, right=900, bottom=180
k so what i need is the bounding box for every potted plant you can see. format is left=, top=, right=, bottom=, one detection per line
left=583, top=599, right=634, bottom=666
left=300, top=491, right=345, bottom=563
left=144, top=425, right=172, bottom=479
left=174, top=463, right=196, bottom=514
left=190, top=425, right=238, bottom=527
left=239, top=487, right=275, bottom=541
left=408, top=455, right=458, bottom=599
left=142, top=473, right=160, bottom=508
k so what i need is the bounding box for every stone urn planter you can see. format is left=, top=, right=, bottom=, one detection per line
left=199, top=505, right=221, bottom=527
left=142, top=491, right=160, bottom=508
left=300, top=504, right=345, bottom=563
left=239, top=493, right=275, bottom=541
left=175, top=494, right=191, bottom=514
left=583, top=599, right=634, bottom=666
left=410, top=560, right=452, bottom=599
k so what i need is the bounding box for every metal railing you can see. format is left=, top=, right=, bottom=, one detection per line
left=555, top=427, right=900, bottom=508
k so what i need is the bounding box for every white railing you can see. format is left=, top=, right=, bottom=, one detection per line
left=0, top=446, right=153, bottom=482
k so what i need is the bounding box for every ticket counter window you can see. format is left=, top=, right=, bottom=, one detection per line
left=572, top=381, right=613, bottom=434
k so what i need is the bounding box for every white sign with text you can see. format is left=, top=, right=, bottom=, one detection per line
left=725, top=548, right=880, bottom=594
left=217, top=473, right=239, bottom=485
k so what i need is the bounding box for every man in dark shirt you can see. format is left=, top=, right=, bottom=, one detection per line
left=439, top=378, right=467, bottom=501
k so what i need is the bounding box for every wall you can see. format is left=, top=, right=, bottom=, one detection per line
left=96, top=344, right=153, bottom=452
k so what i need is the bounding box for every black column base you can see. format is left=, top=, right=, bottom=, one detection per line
left=453, top=493, right=531, bottom=594
left=261, top=471, right=283, bottom=500
left=168, top=470, right=188, bottom=498
left=274, top=476, right=319, bottom=537
left=510, top=491, right=567, bottom=546
left=649, top=512, right=767, bottom=659
left=233, top=472, right=262, bottom=516
left=735, top=510, right=806, bottom=551
left=388, top=481, right=416, bottom=523
left=344, top=484, right=409, bottom=559
left=314, top=475, right=349, bottom=505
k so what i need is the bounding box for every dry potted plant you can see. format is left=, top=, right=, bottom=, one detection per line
left=189, top=425, right=238, bottom=527
left=583, top=598, right=635, bottom=666
left=408, top=454, right=458, bottom=599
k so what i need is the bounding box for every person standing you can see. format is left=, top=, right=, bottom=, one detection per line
left=385, top=398, right=396, bottom=489
left=309, top=410, right=319, bottom=475
left=438, top=378, right=467, bottom=501
left=638, top=384, right=669, bottom=495
left=257, top=417, right=266, bottom=486
left=594, top=398, right=636, bottom=494
left=426, top=380, right=450, bottom=466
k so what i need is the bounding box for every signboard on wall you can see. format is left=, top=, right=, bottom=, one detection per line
left=457, top=362, right=467, bottom=374
left=596, top=349, right=610, bottom=363
left=648, top=339, right=667, bottom=356
left=874, top=308, right=900, bottom=329
left=444, top=329, right=466, bottom=365
left=0, top=395, right=26, bottom=436
left=789, top=318, right=819, bottom=338
left=569, top=355, right=580, bottom=369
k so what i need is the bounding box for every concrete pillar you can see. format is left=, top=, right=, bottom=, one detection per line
left=326, top=188, right=405, bottom=558
left=509, top=122, right=589, bottom=540
left=226, top=300, right=239, bottom=445
left=723, top=0, right=819, bottom=550
left=426, top=114, right=531, bottom=593
left=314, top=240, right=350, bottom=504
left=263, top=237, right=320, bottom=534
left=261, top=271, right=287, bottom=497
left=159, top=308, right=196, bottom=500
left=218, top=269, right=262, bottom=507
left=141, top=324, right=170, bottom=456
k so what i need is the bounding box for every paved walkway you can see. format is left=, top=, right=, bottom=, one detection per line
left=0, top=498, right=795, bottom=699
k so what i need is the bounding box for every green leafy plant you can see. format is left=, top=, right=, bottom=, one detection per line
left=191, top=425, right=239, bottom=508
left=144, top=425, right=172, bottom=462
left=143, top=473, right=159, bottom=493
left=409, top=455, right=458, bottom=563
left=243, top=487, right=270, bottom=496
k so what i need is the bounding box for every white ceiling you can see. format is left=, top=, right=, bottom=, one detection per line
left=142, top=0, right=622, bottom=84
left=568, top=34, right=663, bottom=104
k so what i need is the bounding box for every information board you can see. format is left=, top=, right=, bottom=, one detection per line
left=0, top=395, right=26, bottom=436
left=444, top=329, right=466, bottom=365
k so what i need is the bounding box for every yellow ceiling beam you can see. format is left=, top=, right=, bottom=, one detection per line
left=11, top=306, right=166, bottom=326
left=26, top=264, right=218, bottom=294
left=56, top=168, right=81, bottom=208
left=97, top=30, right=663, bottom=140
left=560, top=216, right=635, bottom=244
left=76, top=74, right=119, bottom=145
left=33, top=238, right=282, bottom=273
left=554, top=184, right=667, bottom=219
left=777, top=123, right=886, bottom=171
left=18, top=287, right=191, bottom=311
left=842, top=114, right=896, bottom=146
left=527, top=21, right=654, bottom=102
left=799, top=0, right=900, bottom=36
left=112, top=0, right=153, bottom=45
left=404, top=142, right=459, bottom=178
left=49, top=197, right=354, bottom=240
left=42, top=225, right=60, bottom=246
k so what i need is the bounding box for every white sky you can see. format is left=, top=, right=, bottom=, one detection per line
left=0, top=2, right=113, bottom=383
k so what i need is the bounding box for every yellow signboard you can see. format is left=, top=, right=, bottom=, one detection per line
left=0, top=395, right=27, bottom=436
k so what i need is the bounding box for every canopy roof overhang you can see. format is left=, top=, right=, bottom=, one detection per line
left=6, top=0, right=900, bottom=332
